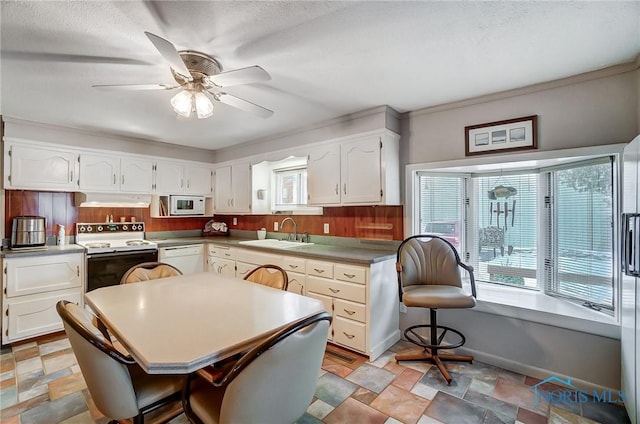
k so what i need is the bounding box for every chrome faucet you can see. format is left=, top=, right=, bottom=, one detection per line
left=280, top=217, right=297, bottom=241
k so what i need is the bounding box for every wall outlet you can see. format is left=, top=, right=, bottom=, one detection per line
left=273, top=221, right=278, bottom=231
left=232, top=217, right=238, bottom=226
left=323, top=223, right=330, bottom=234
left=399, top=303, right=408, bottom=314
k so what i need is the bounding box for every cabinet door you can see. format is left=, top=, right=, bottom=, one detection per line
left=79, top=153, right=119, bottom=192
left=341, top=136, right=382, bottom=204
left=286, top=271, right=306, bottom=296
left=208, top=257, right=235, bottom=277
left=155, top=160, right=185, bottom=194
left=214, top=166, right=233, bottom=212
left=120, top=157, right=154, bottom=193
left=307, top=144, right=341, bottom=205
left=306, top=291, right=334, bottom=341
left=186, top=164, right=213, bottom=195
left=231, top=163, right=251, bottom=212
left=5, top=254, right=83, bottom=297
left=6, top=144, right=78, bottom=191
left=236, top=261, right=255, bottom=279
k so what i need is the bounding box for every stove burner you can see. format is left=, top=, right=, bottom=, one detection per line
left=86, top=242, right=111, bottom=249
left=126, top=240, right=150, bottom=246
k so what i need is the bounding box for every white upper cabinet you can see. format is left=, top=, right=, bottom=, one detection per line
left=155, top=160, right=185, bottom=194
left=307, top=144, right=341, bottom=205
left=214, top=162, right=251, bottom=213
left=307, top=131, right=400, bottom=206
left=80, top=153, right=154, bottom=194
left=79, top=153, right=120, bottom=192
left=4, top=142, right=79, bottom=191
left=155, top=160, right=212, bottom=195
left=120, top=157, right=155, bottom=193
left=185, top=163, right=214, bottom=195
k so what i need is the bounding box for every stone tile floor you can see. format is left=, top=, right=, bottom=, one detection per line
left=0, top=332, right=631, bottom=424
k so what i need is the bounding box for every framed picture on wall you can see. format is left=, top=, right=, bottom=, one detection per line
left=465, top=115, right=538, bottom=156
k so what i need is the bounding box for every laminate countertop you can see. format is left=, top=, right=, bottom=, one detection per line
left=0, top=244, right=86, bottom=258
left=151, top=236, right=397, bottom=265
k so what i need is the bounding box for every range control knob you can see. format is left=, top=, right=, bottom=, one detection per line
left=122, top=225, right=128, bottom=230
left=87, top=226, right=93, bottom=232
left=79, top=226, right=86, bottom=232
left=97, top=226, right=103, bottom=231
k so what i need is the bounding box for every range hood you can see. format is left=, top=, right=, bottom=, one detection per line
left=75, top=192, right=152, bottom=208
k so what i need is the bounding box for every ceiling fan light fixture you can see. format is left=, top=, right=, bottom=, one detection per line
left=170, top=90, right=193, bottom=118
left=194, top=91, right=214, bottom=119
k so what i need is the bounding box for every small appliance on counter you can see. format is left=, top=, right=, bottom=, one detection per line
left=11, top=215, right=46, bottom=249
left=202, top=220, right=228, bottom=236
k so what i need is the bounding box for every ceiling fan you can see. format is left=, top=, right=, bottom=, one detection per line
left=93, top=32, right=273, bottom=119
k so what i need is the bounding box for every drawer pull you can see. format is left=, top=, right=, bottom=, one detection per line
left=224, top=253, right=231, bottom=257
left=313, top=268, right=325, bottom=273
left=329, top=288, right=340, bottom=293
left=342, top=332, right=355, bottom=339
left=343, top=309, right=356, bottom=315
left=343, top=273, right=356, bottom=278
left=288, top=264, right=298, bottom=269
left=77, top=266, right=80, bottom=277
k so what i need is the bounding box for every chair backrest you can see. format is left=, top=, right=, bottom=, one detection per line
left=120, top=261, right=182, bottom=284
left=243, top=264, right=289, bottom=290
left=215, top=311, right=330, bottom=423
left=397, top=235, right=475, bottom=294
left=56, top=300, right=139, bottom=420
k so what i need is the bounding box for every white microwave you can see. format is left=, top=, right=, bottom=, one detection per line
left=169, top=195, right=205, bottom=216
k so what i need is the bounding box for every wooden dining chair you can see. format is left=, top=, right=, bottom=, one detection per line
left=243, top=264, right=289, bottom=290
left=121, top=261, right=182, bottom=284
left=183, top=311, right=331, bottom=424
left=56, top=300, right=184, bottom=424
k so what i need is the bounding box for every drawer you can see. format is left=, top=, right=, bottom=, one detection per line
left=307, top=277, right=365, bottom=303
left=286, top=272, right=306, bottom=296
left=281, top=256, right=305, bottom=273
left=207, top=244, right=236, bottom=259
left=335, top=298, right=366, bottom=323
left=306, top=260, right=334, bottom=279
left=334, top=316, right=366, bottom=352
left=4, top=289, right=82, bottom=344
left=5, top=254, right=83, bottom=297
left=235, top=249, right=281, bottom=266
left=335, top=264, right=366, bottom=285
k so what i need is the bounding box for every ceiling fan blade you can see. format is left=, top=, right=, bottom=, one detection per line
left=214, top=92, right=274, bottom=118
left=144, top=31, right=192, bottom=80
left=93, top=83, right=179, bottom=91
left=206, top=66, right=271, bottom=87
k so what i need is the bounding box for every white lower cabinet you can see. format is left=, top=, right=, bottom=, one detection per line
left=204, top=243, right=399, bottom=360
left=2, top=253, right=85, bottom=344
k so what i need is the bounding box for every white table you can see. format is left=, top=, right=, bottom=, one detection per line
left=84, top=272, right=326, bottom=374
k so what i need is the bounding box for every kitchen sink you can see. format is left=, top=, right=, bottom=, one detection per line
left=238, top=239, right=314, bottom=249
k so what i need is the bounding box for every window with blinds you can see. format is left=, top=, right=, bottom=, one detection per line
left=417, top=173, right=465, bottom=253
left=545, top=159, right=614, bottom=312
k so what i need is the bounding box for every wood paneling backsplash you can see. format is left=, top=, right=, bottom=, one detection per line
left=4, top=190, right=404, bottom=240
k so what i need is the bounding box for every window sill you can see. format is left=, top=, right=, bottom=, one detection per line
left=471, top=282, right=620, bottom=339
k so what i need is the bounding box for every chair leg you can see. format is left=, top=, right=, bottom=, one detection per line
left=395, top=309, right=473, bottom=384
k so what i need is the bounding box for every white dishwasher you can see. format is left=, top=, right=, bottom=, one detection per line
left=159, top=244, right=204, bottom=275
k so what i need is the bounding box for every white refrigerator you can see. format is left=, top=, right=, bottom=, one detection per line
left=622, top=134, right=640, bottom=424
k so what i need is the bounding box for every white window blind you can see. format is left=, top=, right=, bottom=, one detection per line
left=275, top=167, right=307, bottom=207
left=545, top=159, right=614, bottom=312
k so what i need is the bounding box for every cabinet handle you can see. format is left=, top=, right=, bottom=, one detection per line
left=224, top=253, right=231, bottom=257
left=342, top=332, right=355, bottom=339
left=181, top=178, right=184, bottom=188
left=77, top=266, right=80, bottom=277
left=335, top=184, right=339, bottom=195
left=343, top=183, right=347, bottom=195
left=343, top=273, right=356, bottom=278
left=113, top=174, right=117, bottom=185
left=343, top=309, right=356, bottom=315
left=187, top=180, right=190, bottom=189
left=231, top=198, right=234, bottom=207
left=313, top=268, right=325, bottom=274
left=122, top=175, right=125, bottom=185
left=329, top=287, right=340, bottom=293
left=70, top=171, right=74, bottom=182
left=288, top=264, right=298, bottom=269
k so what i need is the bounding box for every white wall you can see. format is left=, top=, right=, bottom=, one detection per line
left=398, top=64, right=640, bottom=391
left=215, top=105, right=400, bottom=163
left=405, top=66, right=638, bottom=164
left=3, top=118, right=216, bottom=164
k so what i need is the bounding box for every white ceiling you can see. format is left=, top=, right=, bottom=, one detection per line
left=1, top=1, right=639, bottom=151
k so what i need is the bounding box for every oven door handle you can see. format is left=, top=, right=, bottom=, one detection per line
left=87, top=249, right=157, bottom=259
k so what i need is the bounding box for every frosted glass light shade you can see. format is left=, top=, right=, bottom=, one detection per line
left=171, top=90, right=193, bottom=117
left=194, top=92, right=214, bottom=119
